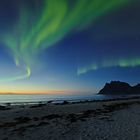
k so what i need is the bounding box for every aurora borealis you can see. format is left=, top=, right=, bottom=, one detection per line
left=0, top=0, right=140, bottom=94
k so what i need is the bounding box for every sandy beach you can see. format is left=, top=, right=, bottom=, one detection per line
left=0, top=98, right=140, bottom=140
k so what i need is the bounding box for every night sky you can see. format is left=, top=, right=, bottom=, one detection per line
left=0, top=0, right=140, bottom=94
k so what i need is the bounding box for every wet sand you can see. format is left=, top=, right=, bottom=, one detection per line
left=0, top=98, right=140, bottom=140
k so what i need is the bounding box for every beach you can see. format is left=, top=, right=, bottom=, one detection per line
left=0, top=98, right=140, bottom=140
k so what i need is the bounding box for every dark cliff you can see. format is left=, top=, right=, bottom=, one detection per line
left=99, top=81, right=140, bottom=95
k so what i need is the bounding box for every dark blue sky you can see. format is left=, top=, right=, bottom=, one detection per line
left=0, top=0, right=140, bottom=94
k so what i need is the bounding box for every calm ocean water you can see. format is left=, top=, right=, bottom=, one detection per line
left=0, top=94, right=138, bottom=105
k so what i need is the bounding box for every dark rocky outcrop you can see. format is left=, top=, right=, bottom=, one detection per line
left=99, top=81, right=140, bottom=95
left=132, top=84, right=140, bottom=94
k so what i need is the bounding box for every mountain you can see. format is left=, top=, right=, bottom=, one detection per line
left=99, top=81, right=140, bottom=95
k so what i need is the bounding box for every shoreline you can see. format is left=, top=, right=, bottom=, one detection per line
left=0, top=96, right=140, bottom=139
left=1, top=94, right=140, bottom=107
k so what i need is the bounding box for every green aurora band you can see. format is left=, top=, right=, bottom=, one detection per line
left=1, top=0, right=130, bottom=82
left=77, top=58, right=140, bottom=75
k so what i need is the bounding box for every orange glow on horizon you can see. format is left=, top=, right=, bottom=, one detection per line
left=0, top=85, right=82, bottom=94
left=0, top=89, right=82, bottom=95
left=0, top=85, right=97, bottom=95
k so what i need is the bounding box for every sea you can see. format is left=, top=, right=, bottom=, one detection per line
left=0, top=93, right=139, bottom=105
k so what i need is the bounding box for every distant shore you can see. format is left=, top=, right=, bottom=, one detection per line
left=1, top=94, right=140, bottom=107
left=0, top=97, right=140, bottom=140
